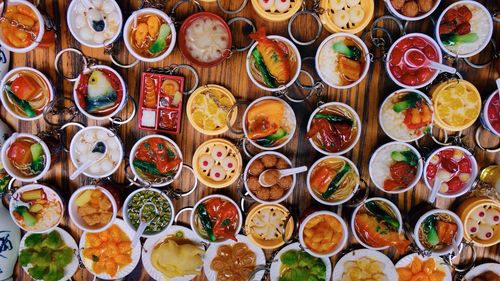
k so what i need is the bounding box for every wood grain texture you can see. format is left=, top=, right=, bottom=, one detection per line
left=2, top=0, right=498, bottom=280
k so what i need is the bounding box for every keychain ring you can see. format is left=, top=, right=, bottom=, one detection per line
left=109, top=96, right=137, bottom=125
left=109, top=53, right=140, bottom=69
left=170, top=0, right=203, bottom=26
left=463, top=39, right=497, bottom=69
left=361, top=27, right=392, bottom=61
left=429, top=127, right=453, bottom=146
left=287, top=10, right=322, bottom=46
left=403, top=16, right=435, bottom=35
left=54, top=48, right=88, bottom=82
left=285, top=70, right=316, bottom=103
left=370, top=15, right=403, bottom=43
left=172, top=64, right=200, bottom=95
left=217, top=0, right=248, bottom=15
left=42, top=96, right=79, bottom=127
left=474, top=126, right=500, bottom=153
left=227, top=17, right=256, bottom=52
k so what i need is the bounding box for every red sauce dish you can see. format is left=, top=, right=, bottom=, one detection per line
left=178, top=12, right=232, bottom=68
left=386, top=33, right=441, bottom=89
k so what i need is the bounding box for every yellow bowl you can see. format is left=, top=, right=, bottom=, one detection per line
left=251, top=0, right=302, bottom=22
left=430, top=79, right=481, bottom=132
left=319, top=0, right=374, bottom=34
left=245, top=203, right=294, bottom=249
left=456, top=196, right=500, bottom=247
left=192, top=138, right=242, bottom=189
left=186, top=84, right=237, bottom=136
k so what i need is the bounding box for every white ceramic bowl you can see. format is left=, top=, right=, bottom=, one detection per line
left=0, top=0, right=44, bottom=53
left=481, top=90, right=500, bottom=137
left=9, top=184, right=64, bottom=233
left=123, top=8, right=176, bottom=63
left=67, top=0, right=123, bottom=48
left=435, top=0, right=493, bottom=58
left=129, top=134, right=183, bottom=187
left=1, top=133, right=51, bottom=182
left=190, top=194, right=243, bottom=244
left=306, top=102, right=361, bottom=155
left=386, top=33, right=442, bottom=89
left=68, top=185, right=117, bottom=233
left=315, top=32, right=370, bottom=89
left=413, top=209, right=464, bottom=256
left=69, top=126, right=124, bottom=179
left=244, top=151, right=296, bottom=204
left=122, top=187, right=175, bottom=238
left=369, top=141, right=423, bottom=194
left=246, top=35, right=301, bottom=92
left=0, top=67, right=54, bottom=121
left=423, top=146, right=478, bottom=199
left=379, top=89, right=434, bottom=142
left=351, top=197, right=403, bottom=251
left=384, top=0, right=441, bottom=22
left=73, top=65, right=128, bottom=120
left=306, top=155, right=359, bottom=206
left=299, top=210, right=348, bottom=258
left=242, top=96, right=296, bottom=151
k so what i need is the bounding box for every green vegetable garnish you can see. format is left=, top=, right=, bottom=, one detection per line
left=313, top=113, right=353, bottom=125
left=279, top=250, right=326, bottom=281
left=391, top=150, right=419, bottom=167
left=440, top=33, right=479, bottom=46
left=392, top=93, right=421, bottom=113
left=252, top=48, right=278, bottom=88
left=364, top=201, right=400, bottom=230
left=322, top=164, right=351, bottom=199
left=30, top=143, right=45, bottom=173
left=255, top=128, right=287, bottom=147
left=423, top=215, right=440, bottom=246
left=15, top=206, right=37, bottom=226
left=332, top=41, right=362, bottom=61
left=149, top=24, right=171, bottom=54
left=133, top=159, right=174, bottom=178
left=4, top=84, right=36, bottom=118
left=197, top=203, right=216, bottom=242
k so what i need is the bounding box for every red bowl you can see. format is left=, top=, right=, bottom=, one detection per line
left=178, top=12, right=232, bottom=68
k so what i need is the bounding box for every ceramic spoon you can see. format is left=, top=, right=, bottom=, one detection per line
left=404, top=48, right=457, bottom=74
left=496, top=78, right=500, bottom=99
left=259, top=166, right=308, bottom=188
left=131, top=202, right=159, bottom=248
left=428, top=169, right=454, bottom=204
left=69, top=141, right=107, bottom=180
left=80, top=0, right=107, bottom=32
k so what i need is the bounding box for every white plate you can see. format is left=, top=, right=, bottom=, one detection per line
left=464, top=263, right=500, bottom=280
left=269, top=242, right=332, bottom=281
left=203, top=234, right=265, bottom=281
left=79, top=219, right=141, bottom=280
left=19, top=227, right=79, bottom=281
left=331, top=249, right=397, bottom=281
left=142, top=225, right=205, bottom=281
left=395, top=253, right=452, bottom=281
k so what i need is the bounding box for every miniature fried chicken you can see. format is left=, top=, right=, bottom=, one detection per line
left=418, top=0, right=433, bottom=12
left=276, top=159, right=290, bottom=169
left=261, top=154, right=278, bottom=168
left=247, top=176, right=261, bottom=192
left=401, top=1, right=419, bottom=17
left=278, top=176, right=292, bottom=189
left=391, top=0, right=405, bottom=10
left=249, top=160, right=264, bottom=176
left=270, top=185, right=285, bottom=200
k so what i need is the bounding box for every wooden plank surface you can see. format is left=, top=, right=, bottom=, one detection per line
left=2, top=0, right=499, bottom=280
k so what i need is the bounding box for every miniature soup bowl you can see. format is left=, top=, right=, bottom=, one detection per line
left=480, top=89, right=500, bottom=137
left=384, top=0, right=441, bottom=22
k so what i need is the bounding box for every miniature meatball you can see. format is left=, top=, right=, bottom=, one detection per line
left=254, top=187, right=270, bottom=201
left=276, top=159, right=290, bottom=169
left=262, top=170, right=280, bottom=186
left=261, top=154, right=278, bottom=168
left=278, top=176, right=293, bottom=189
left=418, top=0, right=433, bottom=13
left=402, top=1, right=419, bottom=17
left=391, top=0, right=405, bottom=10
left=249, top=160, right=264, bottom=176
left=247, top=176, right=261, bottom=192
left=270, top=185, right=285, bottom=200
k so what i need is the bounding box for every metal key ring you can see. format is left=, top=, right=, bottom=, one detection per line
left=42, top=96, right=79, bottom=126
left=164, top=164, right=199, bottom=198
left=370, top=15, right=403, bottom=42
left=287, top=10, right=322, bottom=46
left=109, top=96, right=137, bottom=125
left=285, top=69, right=317, bottom=103
left=361, top=27, right=393, bottom=61
left=172, top=64, right=199, bottom=95
left=403, top=16, right=435, bottom=35
left=493, top=9, right=500, bottom=23
left=463, top=39, right=497, bottom=69
left=173, top=207, right=194, bottom=225
left=226, top=99, right=249, bottom=135
left=227, top=17, right=256, bottom=52
left=54, top=48, right=89, bottom=82
left=105, top=41, right=140, bottom=69
left=429, top=127, right=452, bottom=146
left=217, top=0, right=248, bottom=15
left=446, top=240, right=476, bottom=273
left=474, top=126, right=500, bottom=153
left=170, top=0, right=203, bottom=26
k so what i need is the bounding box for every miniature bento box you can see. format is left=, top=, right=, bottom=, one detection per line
left=138, top=72, right=183, bottom=134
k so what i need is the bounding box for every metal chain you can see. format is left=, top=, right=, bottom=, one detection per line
left=312, top=0, right=325, bottom=15
left=0, top=17, right=38, bottom=41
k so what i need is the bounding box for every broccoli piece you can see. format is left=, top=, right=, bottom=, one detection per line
left=306, top=276, right=320, bottom=281
left=310, top=261, right=327, bottom=279
left=288, top=268, right=308, bottom=281
left=19, top=249, right=34, bottom=267
left=280, top=250, right=299, bottom=266
left=297, top=251, right=316, bottom=268
left=42, top=231, right=63, bottom=250
left=28, top=265, right=47, bottom=280
left=31, top=250, right=52, bottom=267
left=53, top=248, right=73, bottom=267
left=25, top=233, right=43, bottom=249
left=45, top=264, right=64, bottom=281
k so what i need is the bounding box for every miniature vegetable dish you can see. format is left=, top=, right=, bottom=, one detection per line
left=299, top=211, right=348, bottom=257
left=0, top=0, right=44, bottom=52
left=414, top=209, right=463, bottom=255
left=68, top=186, right=117, bottom=232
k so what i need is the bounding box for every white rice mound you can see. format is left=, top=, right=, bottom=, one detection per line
left=318, top=37, right=343, bottom=86
left=370, top=143, right=409, bottom=188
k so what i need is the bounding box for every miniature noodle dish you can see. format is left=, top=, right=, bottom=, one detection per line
left=126, top=189, right=173, bottom=235
left=246, top=153, right=294, bottom=202
left=437, top=2, right=492, bottom=57
left=388, top=0, right=438, bottom=18
left=277, top=247, right=328, bottom=281
left=316, top=34, right=368, bottom=88
left=465, top=204, right=499, bottom=243
left=0, top=2, right=41, bottom=49
left=247, top=27, right=299, bottom=89
left=416, top=211, right=461, bottom=254
left=181, top=13, right=231, bottom=66
left=74, top=67, right=125, bottom=118
left=353, top=199, right=410, bottom=253
left=128, top=12, right=173, bottom=59
left=10, top=185, right=63, bottom=232
left=307, top=103, right=360, bottom=154
left=396, top=255, right=447, bottom=281
left=369, top=142, right=421, bottom=193
left=380, top=91, right=433, bottom=141
left=425, top=147, right=477, bottom=197
left=69, top=0, right=121, bottom=46
left=301, top=213, right=346, bottom=256
left=308, top=156, right=358, bottom=205
left=210, top=242, right=257, bottom=281
left=1, top=68, right=53, bottom=120
left=73, top=188, right=114, bottom=230
left=4, top=135, right=47, bottom=179
left=71, top=127, right=122, bottom=178
left=245, top=99, right=295, bottom=148
left=131, top=136, right=181, bottom=185
left=194, top=197, right=240, bottom=242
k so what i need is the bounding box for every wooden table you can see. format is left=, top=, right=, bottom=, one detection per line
left=3, top=0, right=499, bottom=280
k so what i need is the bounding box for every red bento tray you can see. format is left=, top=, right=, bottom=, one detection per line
left=138, top=72, right=184, bottom=134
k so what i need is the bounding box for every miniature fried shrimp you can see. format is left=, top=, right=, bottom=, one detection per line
left=249, top=159, right=265, bottom=175
left=402, top=1, right=419, bottom=17
left=270, top=185, right=285, bottom=200
left=247, top=176, right=261, bottom=192
left=278, top=176, right=293, bottom=189
left=418, top=0, right=434, bottom=12
left=261, top=154, right=278, bottom=168
left=390, top=0, right=405, bottom=10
